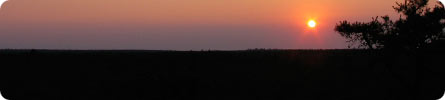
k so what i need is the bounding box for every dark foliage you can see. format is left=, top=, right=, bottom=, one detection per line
left=335, top=0, right=445, bottom=49
left=0, top=50, right=444, bottom=100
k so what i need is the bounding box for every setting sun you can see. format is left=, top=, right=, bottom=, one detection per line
left=308, top=20, right=317, bottom=28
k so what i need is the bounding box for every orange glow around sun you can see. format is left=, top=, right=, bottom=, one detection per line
left=307, top=20, right=316, bottom=28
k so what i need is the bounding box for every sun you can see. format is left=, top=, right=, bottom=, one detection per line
left=0, top=0, right=7, bottom=9
left=307, top=20, right=317, bottom=28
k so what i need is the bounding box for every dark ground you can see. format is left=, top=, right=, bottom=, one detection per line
left=0, top=49, right=444, bottom=100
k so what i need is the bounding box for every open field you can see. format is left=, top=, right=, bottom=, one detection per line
left=0, top=49, right=444, bottom=100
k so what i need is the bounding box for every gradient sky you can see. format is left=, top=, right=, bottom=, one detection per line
left=0, top=0, right=440, bottom=50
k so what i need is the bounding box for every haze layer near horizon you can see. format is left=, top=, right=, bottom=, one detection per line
left=0, top=0, right=438, bottom=50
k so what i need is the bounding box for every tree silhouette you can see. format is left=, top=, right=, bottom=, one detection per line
left=336, top=1, right=445, bottom=99
left=335, top=0, right=445, bottom=50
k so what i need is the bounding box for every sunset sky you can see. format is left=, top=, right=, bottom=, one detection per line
left=0, top=0, right=441, bottom=50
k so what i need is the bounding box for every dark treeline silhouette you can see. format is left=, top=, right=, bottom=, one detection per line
left=0, top=49, right=444, bottom=100
left=335, top=0, right=445, bottom=50
left=335, top=0, right=445, bottom=100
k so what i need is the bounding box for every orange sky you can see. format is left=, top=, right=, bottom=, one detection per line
left=0, top=0, right=440, bottom=50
